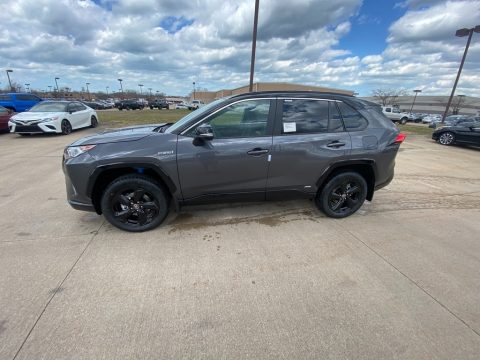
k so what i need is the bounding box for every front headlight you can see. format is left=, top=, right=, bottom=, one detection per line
left=64, top=145, right=96, bottom=160
left=39, top=117, right=59, bottom=123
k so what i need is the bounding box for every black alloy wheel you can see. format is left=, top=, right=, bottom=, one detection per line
left=438, top=131, right=455, bottom=145
left=317, top=172, right=367, bottom=218
left=61, top=119, right=72, bottom=135
left=101, top=175, right=169, bottom=232
left=90, top=115, right=98, bottom=128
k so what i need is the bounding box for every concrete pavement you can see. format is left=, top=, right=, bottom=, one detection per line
left=0, top=129, right=479, bottom=359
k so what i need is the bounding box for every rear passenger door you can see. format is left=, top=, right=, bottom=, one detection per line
left=266, top=98, right=351, bottom=198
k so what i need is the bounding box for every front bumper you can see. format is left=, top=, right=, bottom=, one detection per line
left=63, top=154, right=97, bottom=213
left=9, top=121, right=60, bottom=134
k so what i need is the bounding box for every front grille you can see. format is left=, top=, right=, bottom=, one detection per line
left=15, top=125, right=43, bottom=133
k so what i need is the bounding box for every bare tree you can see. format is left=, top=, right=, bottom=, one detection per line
left=372, top=88, right=407, bottom=106
left=452, top=95, right=466, bottom=115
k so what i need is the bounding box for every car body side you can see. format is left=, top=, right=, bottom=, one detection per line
left=63, top=92, right=400, bottom=214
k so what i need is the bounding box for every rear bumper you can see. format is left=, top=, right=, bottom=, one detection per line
left=375, top=171, right=394, bottom=191
left=68, top=200, right=95, bottom=212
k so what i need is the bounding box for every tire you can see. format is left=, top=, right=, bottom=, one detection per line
left=400, top=117, right=408, bottom=125
left=90, top=115, right=98, bottom=128
left=101, top=175, right=169, bottom=232
left=316, top=172, right=367, bottom=218
left=61, top=119, right=72, bottom=135
left=438, top=131, right=455, bottom=146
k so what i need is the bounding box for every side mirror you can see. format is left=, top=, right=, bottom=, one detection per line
left=195, top=124, right=214, bottom=141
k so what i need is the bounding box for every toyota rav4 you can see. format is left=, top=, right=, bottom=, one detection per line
left=63, top=92, right=405, bottom=232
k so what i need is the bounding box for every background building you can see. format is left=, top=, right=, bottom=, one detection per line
left=190, top=82, right=354, bottom=103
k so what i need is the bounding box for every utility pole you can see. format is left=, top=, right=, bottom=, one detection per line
left=6, top=70, right=13, bottom=92
left=249, top=0, right=260, bottom=92
left=409, top=89, right=422, bottom=114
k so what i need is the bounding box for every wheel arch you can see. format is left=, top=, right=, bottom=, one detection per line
left=316, top=160, right=377, bottom=201
left=88, top=163, right=177, bottom=214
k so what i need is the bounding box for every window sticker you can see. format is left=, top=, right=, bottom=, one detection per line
left=283, top=122, right=296, bottom=133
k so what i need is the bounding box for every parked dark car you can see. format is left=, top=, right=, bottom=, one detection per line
left=116, top=99, right=144, bottom=110
left=63, top=91, right=405, bottom=232
left=82, top=101, right=106, bottom=110
left=0, top=105, right=13, bottom=132
left=149, top=99, right=169, bottom=109
left=432, top=118, right=480, bottom=146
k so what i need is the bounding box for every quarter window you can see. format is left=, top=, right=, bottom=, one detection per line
left=337, top=102, right=368, bottom=131
left=281, top=99, right=344, bottom=134
left=191, top=100, right=270, bottom=139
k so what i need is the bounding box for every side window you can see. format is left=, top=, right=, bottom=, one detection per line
left=0, top=107, right=8, bottom=114
left=192, top=100, right=270, bottom=139
left=16, top=94, right=29, bottom=101
left=76, top=103, right=87, bottom=111
left=385, top=108, right=391, bottom=113
left=281, top=99, right=344, bottom=134
left=337, top=102, right=368, bottom=131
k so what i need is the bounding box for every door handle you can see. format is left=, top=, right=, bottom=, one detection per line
left=247, top=148, right=269, bottom=156
left=326, top=141, right=346, bottom=148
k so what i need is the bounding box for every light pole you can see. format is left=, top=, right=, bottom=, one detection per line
left=48, top=85, right=52, bottom=95
left=409, top=89, right=422, bottom=114
left=106, top=86, right=109, bottom=96
left=442, top=25, right=480, bottom=123
left=148, top=87, right=152, bottom=97
left=6, top=70, right=13, bottom=92
left=54, top=77, right=60, bottom=92
left=25, top=83, right=30, bottom=92
left=249, top=0, right=260, bottom=92
left=86, top=82, right=90, bottom=100
left=117, top=78, right=124, bottom=98
left=192, top=81, right=196, bottom=100
left=138, top=84, right=143, bottom=97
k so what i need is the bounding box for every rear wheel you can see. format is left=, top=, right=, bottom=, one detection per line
left=400, top=117, right=408, bottom=125
left=438, top=131, right=455, bottom=145
left=101, top=175, right=169, bottom=232
left=61, top=119, right=72, bottom=135
left=316, top=172, right=367, bottom=218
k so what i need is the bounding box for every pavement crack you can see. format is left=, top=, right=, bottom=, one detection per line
left=11, top=220, right=106, bottom=360
left=340, top=225, right=480, bottom=339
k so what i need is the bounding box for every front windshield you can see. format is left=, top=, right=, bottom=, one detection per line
left=166, top=97, right=228, bottom=133
left=30, top=102, right=67, bottom=112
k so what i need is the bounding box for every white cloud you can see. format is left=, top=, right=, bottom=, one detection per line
left=0, top=0, right=479, bottom=97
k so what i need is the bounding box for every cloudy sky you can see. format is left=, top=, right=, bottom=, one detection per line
left=1, top=0, right=479, bottom=97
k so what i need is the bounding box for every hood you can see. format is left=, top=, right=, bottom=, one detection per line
left=12, top=111, right=64, bottom=120
left=69, top=123, right=168, bottom=146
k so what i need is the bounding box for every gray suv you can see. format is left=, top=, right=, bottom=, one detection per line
left=63, top=92, right=405, bottom=232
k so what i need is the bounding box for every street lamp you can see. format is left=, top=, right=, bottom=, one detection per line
left=409, top=89, right=422, bottom=114
left=117, top=78, right=124, bottom=98
left=441, top=25, right=480, bottom=123
left=48, top=85, right=52, bottom=95
left=6, top=70, right=13, bottom=92
left=192, top=81, right=196, bottom=100
left=138, top=84, right=143, bottom=96
left=86, top=82, right=90, bottom=100
left=54, top=77, right=60, bottom=92
left=106, top=86, right=109, bottom=96
left=148, top=87, right=152, bottom=97
left=25, top=83, right=30, bottom=92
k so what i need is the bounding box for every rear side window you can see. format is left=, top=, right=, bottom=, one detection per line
left=337, top=102, right=368, bottom=131
left=0, top=95, right=10, bottom=101
left=281, top=99, right=344, bottom=134
left=16, top=94, right=39, bottom=101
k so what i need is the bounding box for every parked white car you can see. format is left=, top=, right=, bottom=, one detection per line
left=421, top=114, right=441, bottom=124
left=8, top=101, right=98, bottom=135
left=189, top=100, right=205, bottom=110
left=382, top=106, right=411, bottom=124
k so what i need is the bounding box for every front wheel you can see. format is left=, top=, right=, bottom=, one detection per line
left=90, top=115, right=98, bottom=128
left=438, top=131, right=455, bottom=145
left=316, top=172, right=367, bottom=218
left=101, top=175, right=169, bottom=232
left=61, top=119, right=72, bottom=135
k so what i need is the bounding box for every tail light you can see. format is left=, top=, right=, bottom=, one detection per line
left=394, top=133, right=407, bottom=144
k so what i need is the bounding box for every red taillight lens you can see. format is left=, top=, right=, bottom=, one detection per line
left=395, top=133, right=407, bottom=144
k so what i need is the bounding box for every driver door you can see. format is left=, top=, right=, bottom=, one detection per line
left=176, top=99, right=275, bottom=202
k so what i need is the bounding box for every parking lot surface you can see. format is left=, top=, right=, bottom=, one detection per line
left=1, top=130, right=479, bottom=359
